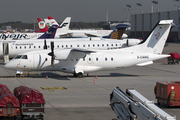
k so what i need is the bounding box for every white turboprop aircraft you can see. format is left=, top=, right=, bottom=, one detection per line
left=4, top=20, right=173, bottom=78
left=0, top=17, right=71, bottom=40
left=41, top=16, right=128, bottom=38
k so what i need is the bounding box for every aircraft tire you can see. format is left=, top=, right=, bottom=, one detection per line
left=16, top=74, right=20, bottom=78
left=78, top=72, right=83, bottom=78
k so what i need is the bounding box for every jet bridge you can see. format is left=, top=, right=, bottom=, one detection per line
left=110, top=87, right=176, bottom=120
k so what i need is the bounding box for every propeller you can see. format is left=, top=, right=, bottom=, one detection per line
left=48, top=41, right=54, bottom=67
left=126, top=39, right=129, bottom=47
left=44, top=39, right=47, bottom=49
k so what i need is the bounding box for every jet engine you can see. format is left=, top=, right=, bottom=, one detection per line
left=126, top=39, right=141, bottom=47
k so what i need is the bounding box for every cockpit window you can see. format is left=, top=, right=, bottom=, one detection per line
left=14, top=55, right=28, bottom=59
left=21, top=55, right=28, bottom=59
left=14, top=55, right=22, bottom=59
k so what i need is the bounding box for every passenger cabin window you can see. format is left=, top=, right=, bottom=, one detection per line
left=24, top=46, right=26, bottom=49
left=34, top=46, right=36, bottom=48
left=39, top=46, right=40, bottom=48
left=96, top=58, right=98, bottom=61
left=111, top=57, right=113, bottom=61
left=57, top=45, right=59, bottom=48
left=29, top=46, right=31, bottom=49
left=105, top=58, right=107, bottom=61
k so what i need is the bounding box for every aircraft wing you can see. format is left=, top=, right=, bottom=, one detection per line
left=54, top=48, right=96, bottom=60
left=85, top=33, right=101, bottom=37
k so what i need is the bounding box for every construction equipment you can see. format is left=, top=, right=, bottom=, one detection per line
left=110, top=87, right=176, bottom=120
left=155, top=81, right=180, bottom=107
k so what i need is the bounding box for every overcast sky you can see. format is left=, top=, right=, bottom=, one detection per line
left=0, top=0, right=179, bottom=23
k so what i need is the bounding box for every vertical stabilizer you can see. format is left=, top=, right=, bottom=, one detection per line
left=48, top=16, right=59, bottom=26
left=38, top=25, right=58, bottom=39
left=55, top=17, right=71, bottom=37
left=102, top=24, right=130, bottom=39
left=37, top=18, right=49, bottom=32
left=129, top=20, right=173, bottom=54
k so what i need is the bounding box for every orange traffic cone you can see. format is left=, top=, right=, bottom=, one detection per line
left=46, top=75, right=48, bottom=79
left=95, top=74, right=97, bottom=79
left=94, top=79, right=96, bottom=83
left=164, top=59, right=166, bottom=64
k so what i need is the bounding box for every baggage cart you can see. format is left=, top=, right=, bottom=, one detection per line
left=0, top=84, right=20, bottom=118
left=15, top=87, right=45, bottom=120
left=154, top=81, right=180, bottom=107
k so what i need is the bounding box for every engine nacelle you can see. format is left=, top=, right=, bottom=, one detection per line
left=126, top=39, right=141, bottom=47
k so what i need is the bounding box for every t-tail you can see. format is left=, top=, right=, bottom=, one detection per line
left=102, top=24, right=130, bottom=39
left=127, top=20, right=174, bottom=55
left=38, top=25, right=58, bottom=39
left=37, top=18, right=49, bottom=32
left=55, top=17, right=71, bottom=38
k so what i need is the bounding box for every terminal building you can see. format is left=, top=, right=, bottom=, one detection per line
left=130, top=10, right=180, bottom=42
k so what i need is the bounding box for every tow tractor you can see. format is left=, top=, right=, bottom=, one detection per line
left=110, top=87, right=176, bottom=120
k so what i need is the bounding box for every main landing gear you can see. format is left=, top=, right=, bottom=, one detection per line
left=74, top=72, right=84, bottom=78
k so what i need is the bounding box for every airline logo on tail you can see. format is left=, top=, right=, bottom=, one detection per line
left=110, top=29, right=125, bottom=39
left=38, top=21, right=46, bottom=29
left=59, top=23, right=69, bottom=28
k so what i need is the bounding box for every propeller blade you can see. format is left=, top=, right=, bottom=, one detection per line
left=50, top=41, right=54, bottom=67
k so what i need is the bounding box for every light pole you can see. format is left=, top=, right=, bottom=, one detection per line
left=151, top=1, right=158, bottom=13
left=106, top=9, right=110, bottom=23
left=126, top=4, right=131, bottom=22
left=136, top=3, right=143, bottom=13
left=174, top=0, right=180, bottom=10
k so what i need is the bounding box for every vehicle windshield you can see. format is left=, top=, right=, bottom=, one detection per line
left=14, top=55, right=28, bottom=59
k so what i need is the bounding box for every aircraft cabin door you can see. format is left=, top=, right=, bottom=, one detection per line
left=3, top=43, right=9, bottom=64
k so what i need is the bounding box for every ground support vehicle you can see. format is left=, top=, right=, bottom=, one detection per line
left=167, top=52, right=180, bottom=64
left=155, top=81, right=180, bottom=107
left=0, top=84, right=20, bottom=119
left=14, top=86, right=45, bottom=120
left=110, top=87, right=176, bottom=120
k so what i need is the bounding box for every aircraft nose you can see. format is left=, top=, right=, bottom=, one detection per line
left=4, top=60, right=19, bottom=70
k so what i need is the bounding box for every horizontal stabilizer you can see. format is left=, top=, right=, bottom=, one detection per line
left=136, top=61, right=153, bottom=66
